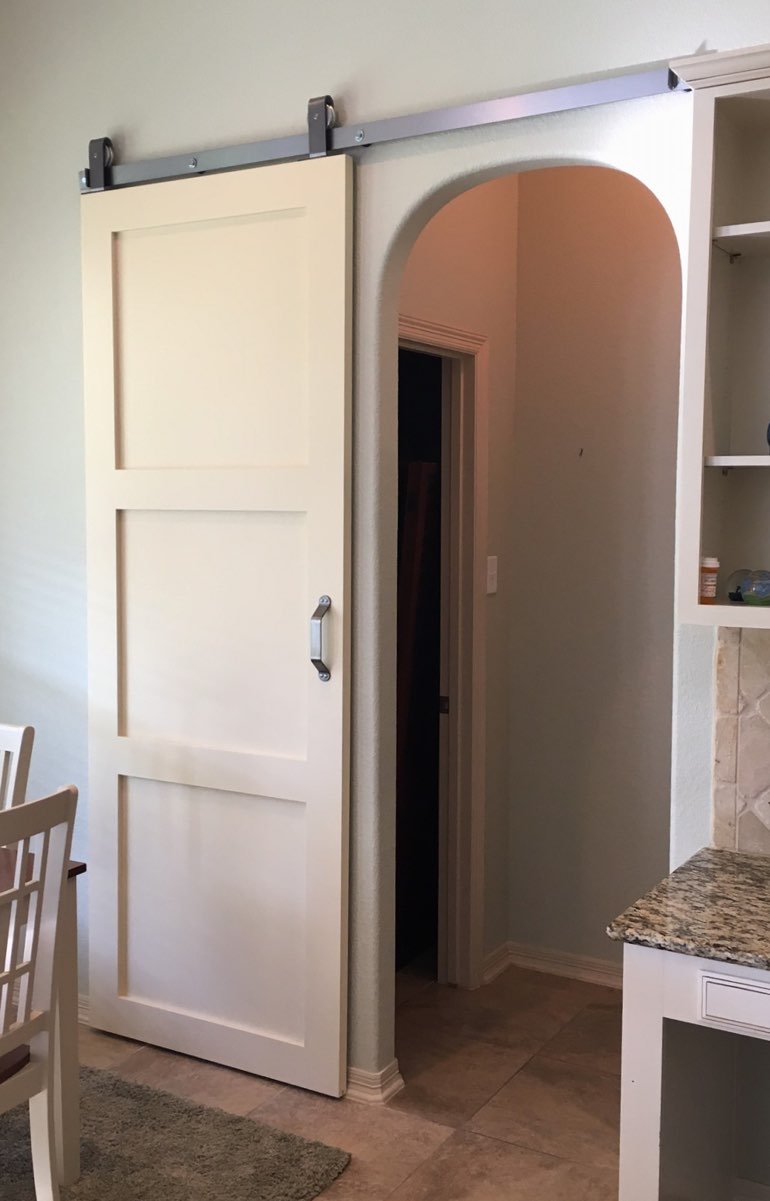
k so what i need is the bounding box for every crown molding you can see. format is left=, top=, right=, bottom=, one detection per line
left=672, top=43, right=770, bottom=90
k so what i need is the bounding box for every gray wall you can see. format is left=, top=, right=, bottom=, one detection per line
left=400, top=167, right=679, bottom=968
left=509, top=167, right=680, bottom=961
left=2, top=1, right=769, bottom=1071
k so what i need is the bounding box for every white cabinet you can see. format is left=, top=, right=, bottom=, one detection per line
left=676, top=47, right=770, bottom=627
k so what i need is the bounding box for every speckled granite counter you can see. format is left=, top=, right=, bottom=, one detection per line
left=608, top=847, right=770, bottom=971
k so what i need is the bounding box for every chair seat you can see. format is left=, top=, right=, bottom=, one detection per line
left=0, top=1044, right=30, bottom=1084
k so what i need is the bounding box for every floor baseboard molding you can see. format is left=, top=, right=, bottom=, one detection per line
left=482, top=941, right=622, bottom=990
left=78, top=994, right=91, bottom=1025
left=733, top=1180, right=770, bottom=1200
left=346, top=1059, right=405, bottom=1104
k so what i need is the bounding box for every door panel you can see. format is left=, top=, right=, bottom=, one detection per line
left=114, top=209, right=310, bottom=469
left=82, top=154, right=352, bottom=1096
left=119, top=510, right=308, bottom=754
left=120, top=778, right=306, bottom=1040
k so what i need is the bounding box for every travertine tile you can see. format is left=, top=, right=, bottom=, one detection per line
left=396, top=959, right=436, bottom=1008
left=539, top=1001, right=622, bottom=1077
left=254, top=1087, right=452, bottom=1199
left=391, top=1019, right=537, bottom=1126
left=714, top=714, right=738, bottom=785
left=752, top=789, right=770, bottom=832
left=388, top=1129, right=618, bottom=1200
left=716, top=628, right=740, bottom=717
left=737, top=810, right=770, bottom=855
left=78, top=1023, right=145, bottom=1070
left=713, top=782, right=738, bottom=849
left=758, top=692, right=770, bottom=726
left=115, top=1044, right=284, bottom=1115
left=737, top=711, right=770, bottom=800
left=467, top=1055, right=620, bottom=1170
left=398, top=966, right=604, bottom=1047
left=738, top=630, right=770, bottom=706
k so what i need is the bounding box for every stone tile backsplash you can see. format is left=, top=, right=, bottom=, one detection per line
left=714, top=628, right=770, bottom=854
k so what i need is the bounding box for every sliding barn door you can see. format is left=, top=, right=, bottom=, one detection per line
left=81, top=155, right=352, bottom=1096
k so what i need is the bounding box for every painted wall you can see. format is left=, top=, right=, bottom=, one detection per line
left=4, top=2, right=766, bottom=1073
left=399, top=175, right=519, bottom=955
left=400, top=167, right=679, bottom=970
left=509, top=167, right=679, bottom=962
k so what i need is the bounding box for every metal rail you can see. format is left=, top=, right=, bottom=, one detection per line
left=80, top=66, right=687, bottom=193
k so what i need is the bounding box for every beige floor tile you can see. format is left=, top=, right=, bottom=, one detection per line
left=391, top=1020, right=539, bottom=1126
left=254, top=1087, right=453, bottom=1199
left=114, top=1044, right=284, bottom=1115
left=388, top=1129, right=618, bottom=1200
left=467, top=1054, right=620, bottom=1170
left=396, top=959, right=436, bottom=1008
left=541, top=1000, right=622, bottom=1076
left=398, top=966, right=605, bottom=1047
left=78, top=1023, right=145, bottom=1070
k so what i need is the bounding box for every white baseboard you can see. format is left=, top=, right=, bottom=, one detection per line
left=78, top=994, right=90, bottom=1025
left=346, top=1059, right=405, bottom=1104
left=733, top=1180, right=770, bottom=1200
left=482, top=941, right=623, bottom=990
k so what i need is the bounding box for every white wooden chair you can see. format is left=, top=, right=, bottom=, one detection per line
left=0, top=787, right=77, bottom=1200
left=0, top=723, right=34, bottom=809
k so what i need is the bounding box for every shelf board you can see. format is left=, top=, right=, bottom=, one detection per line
left=705, top=455, right=770, bottom=467
left=688, top=603, right=770, bottom=629
left=713, top=221, right=770, bottom=256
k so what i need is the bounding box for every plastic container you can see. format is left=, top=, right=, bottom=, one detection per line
left=700, top=557, right=720, bottom=604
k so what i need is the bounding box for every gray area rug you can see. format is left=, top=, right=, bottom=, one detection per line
left=0, top=1067, right=349, bottom=1200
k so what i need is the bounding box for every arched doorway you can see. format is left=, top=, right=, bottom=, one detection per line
left=344, top=90, right=694, bottom=1098
left=384, top=163, right=681, bottom=1117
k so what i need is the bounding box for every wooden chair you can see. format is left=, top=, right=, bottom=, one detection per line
left=0, top=787, right=77, bottom=1200
left=0, top=723, right=34, bottom=809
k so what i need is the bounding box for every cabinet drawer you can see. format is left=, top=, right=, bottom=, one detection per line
left=701, top=973, right=770, bottom=1034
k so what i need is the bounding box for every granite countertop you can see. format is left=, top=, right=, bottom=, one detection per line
left=607, top=847, right=770, bottom=971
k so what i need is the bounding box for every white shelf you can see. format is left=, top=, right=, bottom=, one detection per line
left=713, top=221, right=770, bottom=256
left=705, top=455, right=770, bottom=467
left=688, top=603, right=770, bottom=629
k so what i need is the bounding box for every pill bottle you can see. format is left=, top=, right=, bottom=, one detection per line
left=699, top=557, right=720, bottom=604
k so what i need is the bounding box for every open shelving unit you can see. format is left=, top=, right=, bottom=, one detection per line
left=678, top=61, right=770, bottom=627
left=713, top=221, right=770, bottom=257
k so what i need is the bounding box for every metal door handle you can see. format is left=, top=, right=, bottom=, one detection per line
left=310, top=596, right=332, bottom=681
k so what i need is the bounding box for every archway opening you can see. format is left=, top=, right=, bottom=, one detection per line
left=391, top=163, right=681, bottom=1118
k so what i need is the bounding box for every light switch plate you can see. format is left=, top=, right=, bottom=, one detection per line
left=486, top=555, right=498, bottom=595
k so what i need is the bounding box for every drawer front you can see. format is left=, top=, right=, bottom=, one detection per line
left=701, top=973, right=770, bottom=1034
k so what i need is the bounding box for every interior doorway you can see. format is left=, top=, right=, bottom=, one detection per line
left=396, top=347, right=443, bottom=976
left=390, top=167, right=680, bottom=1086
left=395, top=320, right=486, bottom=994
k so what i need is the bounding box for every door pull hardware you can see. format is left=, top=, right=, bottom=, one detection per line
left=310, top=596, right=332, bottom=681
left=439, top=695, right=450, bottom=715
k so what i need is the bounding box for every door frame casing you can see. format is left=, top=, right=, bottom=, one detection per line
left=397, top=314, right=488, bottom=990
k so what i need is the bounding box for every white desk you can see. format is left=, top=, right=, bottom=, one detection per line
left=610, top=848, right=770, bottom=1201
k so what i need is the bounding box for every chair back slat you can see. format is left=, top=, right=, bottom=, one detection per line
left=0, top=725, right=33, bottom=810
left=0, top=790, right=76, bottom=1049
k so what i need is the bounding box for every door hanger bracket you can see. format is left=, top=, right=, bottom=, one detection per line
left=81, top=137, right=114, bottom=192
left=307, top=96, right=336, bottom=158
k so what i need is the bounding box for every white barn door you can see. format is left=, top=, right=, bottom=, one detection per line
left=81, top=155, right=352, bottom=1096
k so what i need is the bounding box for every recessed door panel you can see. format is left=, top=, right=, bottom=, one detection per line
left=114, top=211, right=310, bottom=469
left=119, top=510, right=308, bottom=756
left=120, top=777, right=306, bottom=1041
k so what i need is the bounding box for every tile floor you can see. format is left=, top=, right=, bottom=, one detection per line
left=78, top=963, right=623, bottom=1199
